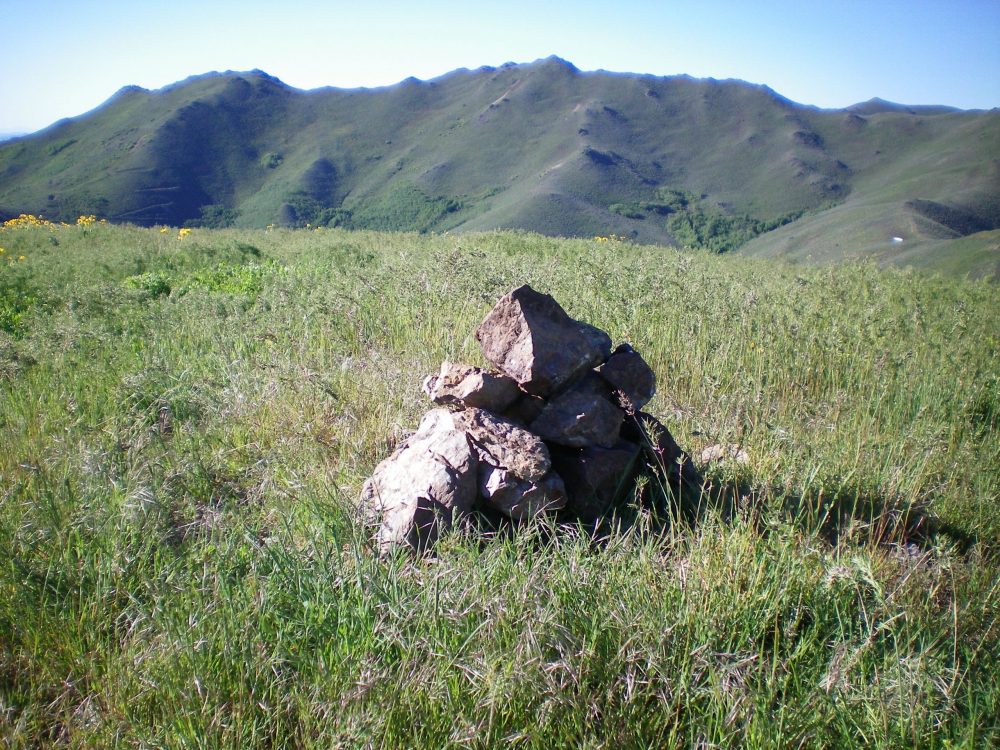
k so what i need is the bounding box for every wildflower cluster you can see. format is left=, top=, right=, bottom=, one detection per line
left=154, top=226, right=194, bottom=238
left=3, top=214, right=57, bottom=230
left=593, top=233, right=626, bottom=243
left=0, top=245, right=26, bottom=265
left=0, top=214, right=109, bottom=267
left=3, top=213, right=106, bottom=230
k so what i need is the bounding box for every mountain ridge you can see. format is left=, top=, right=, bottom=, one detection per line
left=1, top=58, right=998, bottom=276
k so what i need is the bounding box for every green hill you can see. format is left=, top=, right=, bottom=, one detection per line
left=1, top=57, right=998, bottom=275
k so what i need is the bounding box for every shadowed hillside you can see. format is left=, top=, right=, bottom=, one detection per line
left=1, top=57, right=998, bottom=275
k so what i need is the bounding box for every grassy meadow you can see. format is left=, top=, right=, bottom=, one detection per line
left=1, top=220, right=999, bottom=748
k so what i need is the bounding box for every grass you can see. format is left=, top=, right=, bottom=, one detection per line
left=1, top=222, right=999, bottom=748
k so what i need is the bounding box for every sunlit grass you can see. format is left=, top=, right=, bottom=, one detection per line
left=1, top=224, right=998, bottom=747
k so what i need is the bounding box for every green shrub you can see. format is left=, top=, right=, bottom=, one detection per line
left=609, top=203, right=647, bottom=220
left=124, top=271, right=172, bottom=298
left=189, top=204, right=240, bottom=229
left=183, top=260, right=277, bottom=297
left=666, top=208, right=800, bottom=252
left=0, top=273, right=37, bottom=335
left=349, top=183, right=462, bottom=232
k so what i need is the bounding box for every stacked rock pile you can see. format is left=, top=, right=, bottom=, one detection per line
left=359, top=284, right=701, bottom=552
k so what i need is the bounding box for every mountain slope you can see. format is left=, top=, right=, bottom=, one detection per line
left=739, top=108, right=1000, bottom=278
left=1, top=57, right=998, bottom=274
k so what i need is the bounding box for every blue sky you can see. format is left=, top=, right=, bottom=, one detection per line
left=2, top=0, right=999, bottom=135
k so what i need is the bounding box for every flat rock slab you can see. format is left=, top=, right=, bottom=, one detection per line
left=358, top=409, right=478, bottom=552
left=476, top=284, right=612, bottom=397
left=552, top=441, right=642, bottom=521
left=597, top=343, right=656, bottom=411
left=422, top=361, right=520, bottom=411
left=530, top=374, right=624, bottom=448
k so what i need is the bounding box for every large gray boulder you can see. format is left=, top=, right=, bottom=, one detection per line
left=358, top=409, right=478, bottom=552
left=530, top=373, right=624, bottom=448
left=422, top=361, right=521, bottom=412
left=475, top=285, right=612, bottom=397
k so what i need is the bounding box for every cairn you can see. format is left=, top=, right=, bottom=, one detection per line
left=359, top=284, right=700, bottom=552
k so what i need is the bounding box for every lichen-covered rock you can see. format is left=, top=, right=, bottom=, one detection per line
left=422, top=361, right=521, bottom=411
left=597, top=343, right=656, bottom=411
left=453, top=407, right=551, bottom=482
left=358, top=409, right=478, bottom=552
left=530, top=373, right=624, bottom=448
left=551, top=441, right=642, bottom=521
left=475, top=284, right=612, bottom=397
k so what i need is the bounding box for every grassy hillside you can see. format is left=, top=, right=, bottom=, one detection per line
left=0, top=58, right=997, bottom=276
left=1, top=222, right=998, bottom=747
left=741, top=109, right=1000, bottom=279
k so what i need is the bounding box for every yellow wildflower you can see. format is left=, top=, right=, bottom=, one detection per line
left=177, top=228, right=192, bottom=239
left=159, top=227, right=169, bottom=233
left=18, top=255, right=25, bottom=261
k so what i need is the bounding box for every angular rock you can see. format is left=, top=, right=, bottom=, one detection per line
left=453, top=407, right=551, bottom=482
left=597, top=343, right=656, bottom=412
left=479, top=464, right=567, bottom=520
left=621, top=411, right=702, bottom=487
left=422, top=361, right=520, bottom=411
left=501, top=392, right=547, bottom=426
left=551, top=441, right=642, bottom=521
left=475, top=284, right=612, bottom=397
left=530, top=373, right=624, bottom=448
left=358, top=409, right=477, bottom=552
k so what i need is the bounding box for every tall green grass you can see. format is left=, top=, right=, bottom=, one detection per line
left=1, top=223, right=998, bottom=747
